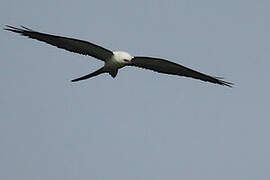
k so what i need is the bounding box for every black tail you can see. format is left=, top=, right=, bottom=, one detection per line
left=71, top=67, right=106, bottom=82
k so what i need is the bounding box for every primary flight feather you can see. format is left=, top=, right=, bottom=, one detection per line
left=4, top=25, right=233, bottom=87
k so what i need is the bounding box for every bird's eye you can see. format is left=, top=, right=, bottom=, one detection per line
left=123, top=59, right=129, bottom=62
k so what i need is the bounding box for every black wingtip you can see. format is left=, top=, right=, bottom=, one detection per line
left=4, top=25, right=34, bottom=33
left=20, top=25, right=34, bottom=31
left=71, top=79, right=78, bottom=82
left=4, top=25, right=21, bottom=32
left=4, top=25, right=25, bottom=34
left=215, top=77, right=234, bottom=88
left=221, top=81, right=234, bottom=88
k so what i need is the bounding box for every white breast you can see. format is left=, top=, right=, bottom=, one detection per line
left=112, top=51, right=133, bottom=64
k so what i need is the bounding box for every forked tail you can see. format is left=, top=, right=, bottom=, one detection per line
left=71, top=67, right=106, bottom=82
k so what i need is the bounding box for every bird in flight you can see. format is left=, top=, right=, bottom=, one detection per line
left=5, top=25, right=233, bottom=87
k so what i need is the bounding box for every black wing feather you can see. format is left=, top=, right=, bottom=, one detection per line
left=4, top=25, right=113, bottom=61
left=130, top=56, right=233, bottom=87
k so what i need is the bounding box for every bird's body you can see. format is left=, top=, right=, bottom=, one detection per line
left=4, top=25, right=233, bottom=87
left=106, top=51, right=133, bottom=71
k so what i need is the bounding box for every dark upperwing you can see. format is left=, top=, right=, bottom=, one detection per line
left=4, top=25, right=113, bottom=61
left=129, top=56, right=233, bottom=87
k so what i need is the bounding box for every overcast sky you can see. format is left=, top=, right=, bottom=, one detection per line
left=1, top=0, right=270, bottom=179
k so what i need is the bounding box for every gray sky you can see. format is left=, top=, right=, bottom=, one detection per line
left=1, top=0, right=269, bottom=179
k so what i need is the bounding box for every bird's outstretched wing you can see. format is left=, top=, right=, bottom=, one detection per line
left=129, top=56, right=233, bottom=87
left=4, top=25, right=113, bottom=61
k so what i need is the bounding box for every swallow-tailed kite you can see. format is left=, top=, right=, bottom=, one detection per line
left=5, top=25, right=233, bottom=87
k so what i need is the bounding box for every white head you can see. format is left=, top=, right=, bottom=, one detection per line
left=113, top=51, right=133, bottom=64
